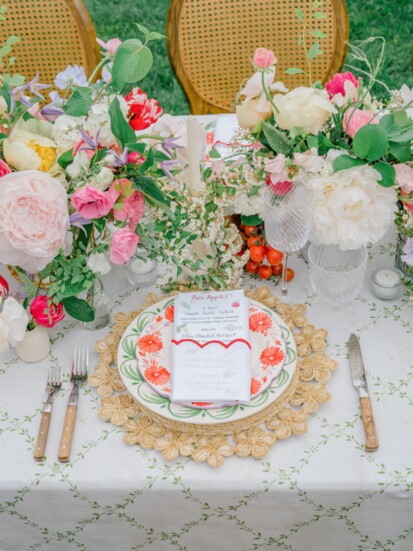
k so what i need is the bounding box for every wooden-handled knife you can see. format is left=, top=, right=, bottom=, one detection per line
left=348, top=334, right=379, bottom=452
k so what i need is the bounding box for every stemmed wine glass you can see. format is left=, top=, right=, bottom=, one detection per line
left=262, top=184, right=312, bottom=301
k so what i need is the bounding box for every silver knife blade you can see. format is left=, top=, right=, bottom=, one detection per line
left=348, top=334, right=369, bottom=398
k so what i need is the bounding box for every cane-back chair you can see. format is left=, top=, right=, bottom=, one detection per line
left=167, top=0, right=349, bottom=114
left=0, top=0, right=101, bottom=85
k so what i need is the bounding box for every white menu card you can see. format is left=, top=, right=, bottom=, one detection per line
left=171, top=290, right=251, bottom=403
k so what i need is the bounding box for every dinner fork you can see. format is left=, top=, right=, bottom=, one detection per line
left=58, top=347, right=89, bottom=463
left=34, top=365, right=62, bottom=461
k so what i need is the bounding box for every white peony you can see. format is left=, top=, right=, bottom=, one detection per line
left=0, top=297, right=29, bottom=352
left=273, top=87, right=336, bottom=135
left=86, top=252, right=111, bottom=275
left=305, top=165, right=397, bottom=250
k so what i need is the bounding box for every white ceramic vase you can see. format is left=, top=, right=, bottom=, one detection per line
left=15, top=325, right=50, bottom=363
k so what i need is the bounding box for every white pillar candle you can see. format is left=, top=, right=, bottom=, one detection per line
left=186, top=116, right=205, bottom=197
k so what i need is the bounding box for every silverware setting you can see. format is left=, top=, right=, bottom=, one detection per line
left=348, top=333, right=379, bottom=452
left=34, top=365, right=62, bottom=462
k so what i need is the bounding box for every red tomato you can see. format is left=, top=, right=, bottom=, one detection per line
left=258, top=265, right=272, bottom=280
left=286, top=268, right=295, bottom=282
left=247, top=235, right=265, bottom=249
left=244, top=225, right=259, bottom=237
left=266, top=248, right=284, bottom=266
left=249, top=245, right=266, bottom=263
left=271, top=263, right=283, bottom=276
left=246, top=260, right=260, bottom=274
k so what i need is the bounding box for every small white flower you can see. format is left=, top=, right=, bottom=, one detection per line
left=95, top=167, right=114, bottom=190
left=0, top=297, right=29, bottom=350
left=87, top=253, right=111, bottom=275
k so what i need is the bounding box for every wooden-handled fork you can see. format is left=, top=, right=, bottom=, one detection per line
left=34, top=366, right=62, bottom=461
left=58, top=347, right=89, bottom=462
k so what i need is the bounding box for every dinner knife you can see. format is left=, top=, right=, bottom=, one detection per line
left=348, top=334, right=379, bottom=452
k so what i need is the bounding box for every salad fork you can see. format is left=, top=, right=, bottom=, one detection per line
left=34, top=365, right=62, bottom=461
left=58, top=347, right=89, bottom=463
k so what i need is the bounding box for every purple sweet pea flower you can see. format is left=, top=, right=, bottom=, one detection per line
left=26, top=73, right=49, bottom=100
left=161, top=159, right=180, bottom=181
left=162, top=137, right=184, bottom=157
left=78, top=129, right=101, bottom=152
left=110, top=147, right=129, bottom=167
left=69, top=212, right=91, bottom=236
left=9, top=83, right=31, bottom=112
left=401, top=237, right=413, bottom=266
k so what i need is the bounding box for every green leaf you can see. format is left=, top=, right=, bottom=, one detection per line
left=393, top=110, right=409, bottom=127
left=111, top=39, right=153, bottom=91
left=311, top=30, right=327, bottom=39
left=307, top=135, right=318, bottom=149
left=0, top=35, right=20, bottom=58
left=389, top=141, right=411, bottom=163
left=138, top=147, right=154, bottom=173
left=388, top=127, right=413, bottom=143
left=313, top=11, right=327, bottom=18
left=294, top=8, right=303, bottom=20
left=148, top=31, right=166, bottom=42
left=135, top=23, right=150, bottom=40
left=307, top=42, right=323, bottom=60
left=109, top=97, right=136, bottom=147
left=57, top=149, right=74, bottom=170
left=378, top=114, right=396, bottom=132
left=333, top=155, right=366, bottom=173
left=208, top=148, right=221, bottom=158
left=64, top=87, right=93, bottom=116
left=62, top=296, right=95, bottom=322
left=262, top=123, right=293, bottom=155
left=374, top=162, right=396, bottom=188
left=132, top=175, right=167, bottom=204
left=240, top=214, right=263, bottom=226
left=3, top=73, right=25, bottom=87
left=15, top=269, right=37, bottom=301
left=352, top=124, right=389, bottom=162
left=285, top=67, right=305, bottom=74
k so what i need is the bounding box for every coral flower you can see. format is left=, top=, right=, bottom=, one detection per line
left=144, top=363, right=170, bottom=386
left=165, top=304, right=174, bottom=323
left=250, top=378, right=262, bottom=395
left=137, top=333, right=163, bottom=353
left=260, top=346, right=284, bottom=367
left=249, top=312, right=272, bottom=334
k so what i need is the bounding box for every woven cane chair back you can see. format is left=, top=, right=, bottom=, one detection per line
left=0, top=0, right=100, bottom=85
left=167, top=0, right=349, bottom=114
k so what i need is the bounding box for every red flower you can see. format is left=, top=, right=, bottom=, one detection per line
left=144, top=363, right=170, bottom=386
left=137, top=333, right=163, bottom=353
left=0, top=275, right=9, bottom=297
left=249, top=312, right=272, bottom=334
left=325, top=71, right=358, bottom=99
left=260, top=346, right=284, bottom=367
left=165, top=305, right=174, bottom=323
left=30, top=296, right=65, bottom=328
left=0, top=160, right=11, bottom=178
left=250, top=377, right=262, bottom=395
left=125, top=87, right=162, bottom=131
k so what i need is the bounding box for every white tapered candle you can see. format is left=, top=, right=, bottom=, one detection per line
left=186, top=116, right=205, bottom=196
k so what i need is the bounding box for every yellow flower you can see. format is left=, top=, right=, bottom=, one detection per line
left=3, top=119, right=57, bottom=172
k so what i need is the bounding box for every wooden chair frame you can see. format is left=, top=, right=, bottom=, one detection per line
left=167, top=0, right=349, bottom=114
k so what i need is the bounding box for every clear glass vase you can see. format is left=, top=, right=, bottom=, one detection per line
left=81, top=278, right=110, bottom=331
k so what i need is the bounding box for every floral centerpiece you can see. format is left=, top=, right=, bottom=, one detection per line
left=207, top=5, right=413, bottom=294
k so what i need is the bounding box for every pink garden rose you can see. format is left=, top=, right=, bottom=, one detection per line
left=0, top=170, right=70, bottom=273
left=72, top=186, right=117, bottom=219
left=110, top=178, right=145, bottom=226
left=96, top=37, right=121, bottom=54
left=325, top=72, right=358, bottom=99
left=0, top=160, right=12, bottom=177
left=395, top=164, right=413, bottom=194
left=30, top=296, right=65, bottom=328
left=109, top=228, right=139, bottom=265
left=253, top=48, right=277, bottom=69
left=343, top=108, right=378, bottom=139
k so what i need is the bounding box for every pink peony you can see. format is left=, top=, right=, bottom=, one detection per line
left=343, top=108, right=378, bottom=139
left=0, top=160, right=12, bottom=177
left=253, top=48, right=277, bottom=69
left=72, top=186, right=117, bottom=219
left=0, top=170, right=70, bottom=273
left=325, top=72, right=358, bottom=99
left=30, top=296, right=65, bottom=328
left=125, top=88, right=163, bottom=131
left=395, top=164, right=413, bottom=194
left=96, top=37, right=121, bottom=54
left=109, top=228, right=139, bottom=265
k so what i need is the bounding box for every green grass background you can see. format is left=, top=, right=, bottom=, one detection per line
left=84, top=0, right=413, bottom=114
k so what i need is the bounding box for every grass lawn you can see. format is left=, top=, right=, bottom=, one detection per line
left=84, top=0, right=413, bottom=115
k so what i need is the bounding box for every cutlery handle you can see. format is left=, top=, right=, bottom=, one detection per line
left=58, top=405, right=77, bottom=462
left=360, top=397, right=379, bottom=452
left=34, top=412, right=51, bottom=461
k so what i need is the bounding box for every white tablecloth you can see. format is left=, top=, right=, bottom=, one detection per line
left=1, top=229, right=413, bottom=551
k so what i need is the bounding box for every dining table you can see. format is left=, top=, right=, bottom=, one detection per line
left=1, top=220, right=412, bottom=551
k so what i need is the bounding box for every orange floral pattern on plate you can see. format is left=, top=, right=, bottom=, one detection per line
left=137, top=333, right=163, bottom=353
left=249, top=312, right=272, bottom=334
left=260, top=346, right=285, bottom=367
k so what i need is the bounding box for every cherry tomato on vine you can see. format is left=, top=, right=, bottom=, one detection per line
left=258, top=265, right=272, bottom=280
left=249, top=245, right=266, bottom=263
left=247, top=235, right=265, bottom=249
left=271, top=263, right=283, bottom=276
left=245, top=260, right=260, bottom=274
left=244, top=225, right=259, bottom=237
left=286, top=268, right=295, bottom=282
left=266, top=248, right=284, bottom=266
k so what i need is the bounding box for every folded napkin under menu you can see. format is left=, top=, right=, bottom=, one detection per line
left=171, top=290, right=251, bottom=403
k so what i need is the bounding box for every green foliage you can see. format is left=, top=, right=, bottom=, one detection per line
left=65, top=87, right=94, bottom=116
left=352, top=124, right=389, bottom=162
left=240, top=214, right=263, bottom=226
left=109, top=97, right=136, bottom=147
left=57, top=149, right=74, bottom=170
left=48, top=253, right=94, bottom=302
left=333, top=155, right=366, bottom=173
left=262, top=123, right=292, bottom=155
left=112, top=38, right=153, bottom=91
left=374, top=162, right=396, bottom=187
left=61, top=296, right=95, bottom=322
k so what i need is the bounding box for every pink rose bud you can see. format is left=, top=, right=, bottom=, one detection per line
left=325, top=72, right=358, bottom=99
left=109, top=228, right=139, bottom=265
left=72, top=186, right=117, bottom=219
left=0, top=160, right=12, bottom=178
left=343, top=108, right=378, bottom=140
left=96, top=37, right=121, bottom=54
left=30, top=296, right=65, bottom=328
left=395, top=164, right=413, bottom=194
left=253, top=48, right=277, bottom=69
